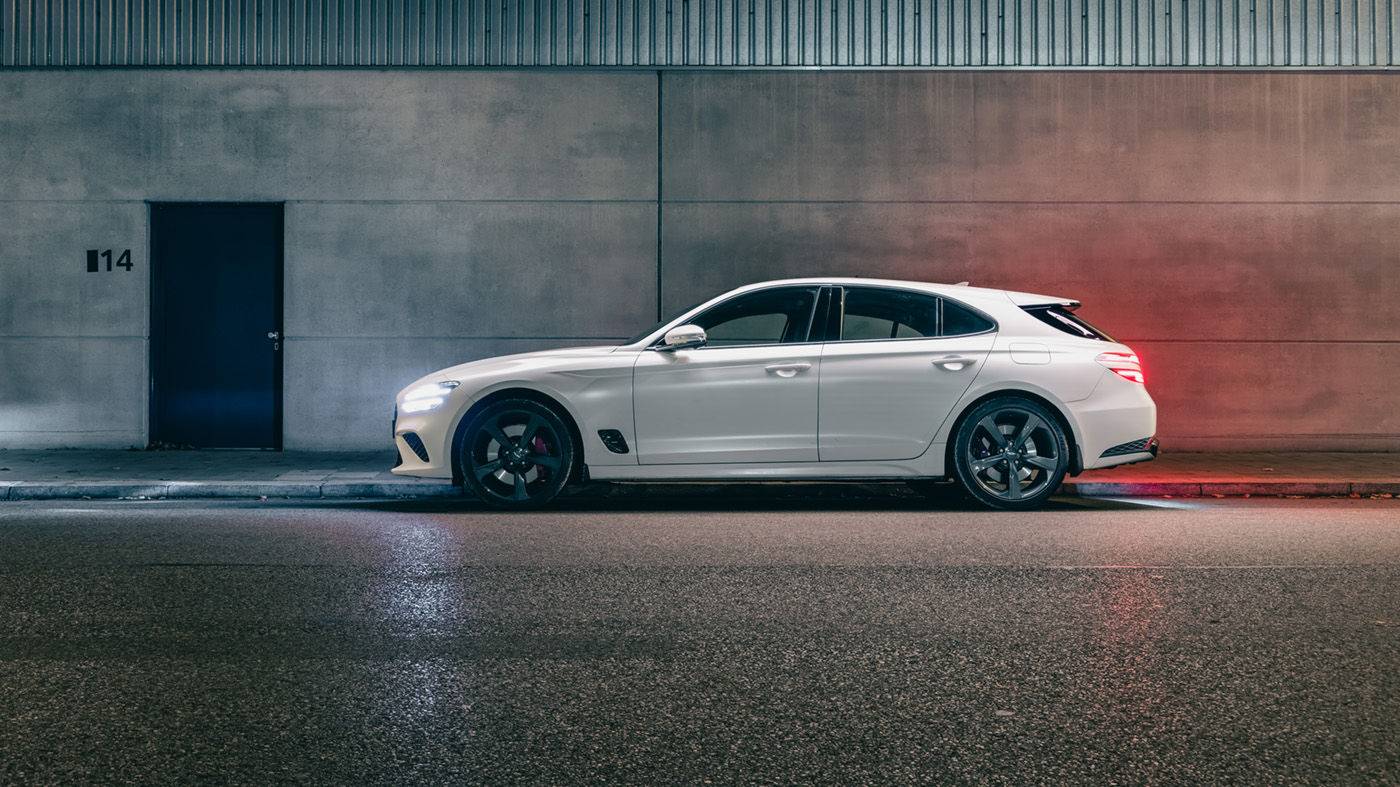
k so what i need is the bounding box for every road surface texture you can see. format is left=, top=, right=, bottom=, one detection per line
left=1, top=496, right=1397, bottom=786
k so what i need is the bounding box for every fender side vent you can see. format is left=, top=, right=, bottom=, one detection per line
left=598, top=429, right=630, bottom=454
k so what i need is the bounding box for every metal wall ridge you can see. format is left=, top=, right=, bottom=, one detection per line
left=4, top=0, right=1396, bottom=68
left=3, top=63, right=1399, bottom=71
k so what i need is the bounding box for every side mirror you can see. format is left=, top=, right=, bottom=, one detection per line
left=660, top=324, right=707, bottom=351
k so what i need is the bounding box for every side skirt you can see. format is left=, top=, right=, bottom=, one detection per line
left=588, top=450, right=947, bottom=482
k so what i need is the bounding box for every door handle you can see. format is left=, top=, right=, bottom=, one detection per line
left=765, top=362, right=812, bottom=378
left=267, top=332, right=280, bottom=340
left=932, top=355, right=978, bottom=371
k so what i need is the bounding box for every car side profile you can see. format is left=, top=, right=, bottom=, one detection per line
left=392, top=278, right=1158, bottom=510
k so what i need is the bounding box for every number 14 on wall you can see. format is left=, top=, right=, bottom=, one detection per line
left=87, top=250, right=132, bottom=272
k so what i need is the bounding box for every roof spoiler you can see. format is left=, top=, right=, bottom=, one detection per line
left=1005, top=290, right=1081, bottom=310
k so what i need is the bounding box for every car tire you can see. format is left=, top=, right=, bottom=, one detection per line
left=951, top=397, right=1069, bottom=511
left=459, top=399, right=575, bottom=509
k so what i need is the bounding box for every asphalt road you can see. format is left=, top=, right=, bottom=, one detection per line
left=1, top=495, right=1397, bottom=786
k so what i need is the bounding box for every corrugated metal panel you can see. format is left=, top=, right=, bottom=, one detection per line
left=2, top=0, right=1396, bottom=66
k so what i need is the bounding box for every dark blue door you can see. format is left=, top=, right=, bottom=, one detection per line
left=150, top=203, right=283, bottom=449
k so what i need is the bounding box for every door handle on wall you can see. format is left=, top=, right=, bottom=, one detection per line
left=765, top=362, right=812, bottom=378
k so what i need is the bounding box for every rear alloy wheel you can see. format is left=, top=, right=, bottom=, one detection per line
left=459, top=399, right=574, bottom=509
left=952, top=397, right=1069, bottom=511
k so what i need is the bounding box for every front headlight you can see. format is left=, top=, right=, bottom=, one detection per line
left=400, top=380, right=460, bottom=413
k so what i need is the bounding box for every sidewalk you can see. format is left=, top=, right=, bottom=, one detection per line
left=0, top=448, right=1396, bottom=501
left=0, top=449, right=440, bottom=501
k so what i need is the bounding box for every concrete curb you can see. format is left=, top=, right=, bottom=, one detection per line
left=2, top=479, right=1396, bottom=501
left=319, top=481, right=462, bottom=498
left=1067, top=481, right=1399, bottom=498
left=2, top=481, right=461, bottom=501
left=1065, top=481, right=1204, bottom=497
left=7, top=483, right=175, bottom=501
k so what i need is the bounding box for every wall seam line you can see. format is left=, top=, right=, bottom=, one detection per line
left=655, top=199, right=1400, bottom=206
left=656, top=68, right=664, bottom=322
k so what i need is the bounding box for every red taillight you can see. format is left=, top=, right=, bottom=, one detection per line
left=1096, top=351, right=1145, bottom=384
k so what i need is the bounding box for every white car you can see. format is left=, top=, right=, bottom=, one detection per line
left=392, top=278, right=1157, bottom=510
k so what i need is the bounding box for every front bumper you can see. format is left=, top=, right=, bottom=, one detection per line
left=391, top=402, right=463, bottom=480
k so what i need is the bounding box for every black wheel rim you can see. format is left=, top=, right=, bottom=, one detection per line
left=964, top=407, right=1062, bottom=503
left=468, top=410, right=565, bottom=503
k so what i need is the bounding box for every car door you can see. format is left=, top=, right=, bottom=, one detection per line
left=819, top=287, right=995, bottom=462
left=633, top=286, right=822, bottom=465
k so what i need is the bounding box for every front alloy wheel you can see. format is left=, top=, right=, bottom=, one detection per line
left=952, top=397, right=1069, bottom=511
left=459, top=399, right=574, bottom=509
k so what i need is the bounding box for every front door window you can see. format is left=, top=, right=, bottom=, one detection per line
left=685, top=287, right=819, bottom=347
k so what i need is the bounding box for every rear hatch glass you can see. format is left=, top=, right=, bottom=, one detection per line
left=1023, top=305, right=1116, bottom=342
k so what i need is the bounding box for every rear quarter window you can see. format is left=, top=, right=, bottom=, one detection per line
left=941, top=299, right=996, bottom=336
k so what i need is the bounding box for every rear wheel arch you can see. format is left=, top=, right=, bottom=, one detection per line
left=943, top=389, right=1082, bottom=478
left=450, top=387, right=587, bottom=486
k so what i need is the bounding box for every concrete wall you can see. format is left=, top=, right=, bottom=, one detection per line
left=0, top=203, right=149, bottom=447
left=1, top=69, right=1396, bottom=451
left=0, top=70, right=658, bottom=449
left=661, top=72, right=1400, bottom=451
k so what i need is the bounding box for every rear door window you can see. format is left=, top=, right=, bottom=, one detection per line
left=837, top=288, right=995, bottom=340
left=840, top=288, right=940, bottom=340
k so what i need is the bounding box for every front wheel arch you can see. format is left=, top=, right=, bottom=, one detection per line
left=450, top=387, right=587, bottom=486
left=943, top=390, right=1081, bottom=479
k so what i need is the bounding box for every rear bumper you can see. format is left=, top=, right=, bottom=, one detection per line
left=1069, top=376, right=1159, bottom=471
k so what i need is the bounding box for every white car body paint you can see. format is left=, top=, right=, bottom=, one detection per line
left=391, top=278, right=1157, bottom=493
left=817, top=332, right=995, bottom=462
left=633, top=342, right=824, bottom=464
